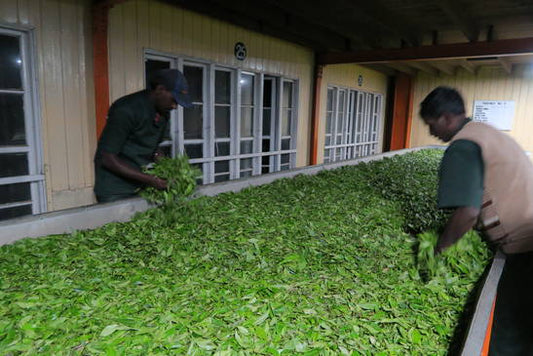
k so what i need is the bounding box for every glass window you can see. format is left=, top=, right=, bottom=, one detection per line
left=241, top=108, right=253, bottom=137
left=240, top=140, right=253, bottom=154
left=324, top=87, right=382, bottom=163
left=215, top=71, right=231, bottom=104
left=215, top=106, right=230, bottom=138
left=240, top=74, right=254, bottom=138
left=183, top=105, right=203, bottom=139
left=145, top=57, right=299, bottom=184
left=0, top=29, right=44, bottom=220
left=184, top=66, right=203, bottom=103
left=0, top=153, right=29, bottom=178
left=215, top=160, right=230, bottom=173
left=215, top=141, right=230, bottom=157
left=0, top=94, right=25, bottom=146
left=0, top=34, right=22, bottom=89
left=241, top=74, right=254, bottom=106
left=0, top=182, right=31, bottom=205
left=184, top=144, right=203, bottom=159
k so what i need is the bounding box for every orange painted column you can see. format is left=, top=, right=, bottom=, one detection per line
left=92, top=2, right=111, bottom=139
left=310, top=64, right=324, bottom=165
left=92, top=0, right=127, bottom=138
left=389, top=73, right=414, bottom=150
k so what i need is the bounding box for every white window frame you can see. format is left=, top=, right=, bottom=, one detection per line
left=324, top=85, right=383, bottom=163
left=0, top=26, right=45, bottom=218
left=144, top=50, right=299, bottom=184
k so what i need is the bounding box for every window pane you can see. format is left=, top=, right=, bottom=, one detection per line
left=0, top=94, right=25, bottom=146
left=240, top=108, right=253, bottom=137
left=0, top=182, right=31, bottom=205
left=240, top=170, right=252, bottom=178
left=240, top=140, right=253, bottom=154
left=145, top=59, right=171, bottom=88
left=215, top=160, right=229, bottom=173
left=0, top=153, right=29, bottom=178
left=240, top=158, right=252, bottom=170
left=324, top=149, right=331, bottom=162
left=283, top=82, right=293, bottom=107
left=262, top=139, right=270, bottom=153
left=327, top=89, right=334, bottom=111
left=183, top=66, right=203, bottom=102
left=325, top=112, right=332, bottom=134
left=281, top=153, right=290, bottom=164
left=192, top=163, right=204, bottom=185
left=215, top=70, right=231, bottom=104
left=262, top=156, right=271, bottom=174
left=338, top=91, right=345, bottom=110
left=0, top=204, right=32, bottom=221
left=183, top=105, right=203, bottom=139
left=215, top=106, right=230, bottom=138
left=262, top=108, right=271, bottom=136
left=215, top=174, right=230, bottom=183
left=215, top=141, right=230, bottom=156
left=263, top=79, right=272, bottom=107
left=184, top=144, right=202, bottom=159
left=325, top=135, right=331, bottom=146
left=0, top=34, right=22, bottom=89
left=281, top=138, right=290, bottom=151
left=240, top=74, right=254, bottom=105
left=282, top=109, right=291, bottom=136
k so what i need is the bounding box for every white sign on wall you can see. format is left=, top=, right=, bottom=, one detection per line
left=472, top=100, right=515, bottom=131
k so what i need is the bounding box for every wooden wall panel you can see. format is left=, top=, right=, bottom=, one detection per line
left=410, top=64, right=533, bottom=154
left=108, top=0, right=314, bottom=167
left=0, top=0, right=95, bottom=211
left=60, top=0, right=84, bottom=190
left=315, top=64, right=388, bottom=163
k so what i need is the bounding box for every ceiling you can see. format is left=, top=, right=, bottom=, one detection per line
left=168, top=0, right=533, bottom=75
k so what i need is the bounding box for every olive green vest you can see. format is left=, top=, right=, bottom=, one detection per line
left=452, top=121, right=533, bottom=254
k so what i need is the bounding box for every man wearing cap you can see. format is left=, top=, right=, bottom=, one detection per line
left=420, top=86, right=533, bottom=355
left=94, top=69, right=192, bottom=203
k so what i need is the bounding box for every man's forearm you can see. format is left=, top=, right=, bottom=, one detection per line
left=101, top=152, right=164, bottom=188
left=436, top=206, right=480, bottom=254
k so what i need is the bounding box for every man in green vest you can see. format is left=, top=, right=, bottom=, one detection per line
left=420, top=86, right=533, bottom=355
left=94, top=69, right=192, bottom=203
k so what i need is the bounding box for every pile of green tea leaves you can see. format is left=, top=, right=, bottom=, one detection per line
left=141, top=155, right=200, bottom=205
left=417, top=231, right=490, bottom=283
left=0, top=150, right=491, bottom=355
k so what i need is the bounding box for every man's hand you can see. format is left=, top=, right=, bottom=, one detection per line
left=149, top=175, right=167, bottom=190
left=435, top=206, right=480, bottom=255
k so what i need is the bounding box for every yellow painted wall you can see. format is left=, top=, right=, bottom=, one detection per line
left=410, top=64, right=533, bottom=153
left=108, top=0, right=314, bottom=167
left=317, top=64, right=388, bottom=163
left=0, top=0, right=96, bottom=211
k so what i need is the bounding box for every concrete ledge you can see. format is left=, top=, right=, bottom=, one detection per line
left=461, top=251, right=506, bottom=356
left=0, top=147, right=443, bottom=246
left=198, top=146, right=444, bottom=196
left=0, top=198, right=152, bottom=246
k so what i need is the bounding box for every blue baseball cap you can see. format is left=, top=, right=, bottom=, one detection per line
left=149, top=69, right=193, bottom=108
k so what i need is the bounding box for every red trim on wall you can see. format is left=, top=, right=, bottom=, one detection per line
left=481, top=296, right=497, bottom=356
left=92, top=0, right=128, bottom=139
left=310, top=64, right=323, bottom=165
left=404, top=77, right=415, bottom=148
left=389, top=73, right=413, bottom=150
left=92, top=2, right=111, bottom=139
